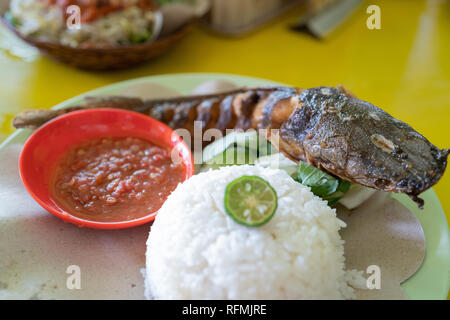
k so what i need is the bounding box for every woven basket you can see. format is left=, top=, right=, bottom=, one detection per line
left=0, top=2, right=195, bottom=71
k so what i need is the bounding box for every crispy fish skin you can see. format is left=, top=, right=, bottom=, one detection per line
left=12, top=87, right=280, bottom=130
left=12, top=86, right=448, bottom=207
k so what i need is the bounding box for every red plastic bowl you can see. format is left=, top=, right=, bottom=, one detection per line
left=19, top=108, right=194, bottom=230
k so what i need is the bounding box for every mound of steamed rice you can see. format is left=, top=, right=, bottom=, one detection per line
left=145, top=165, right=362, bottom=299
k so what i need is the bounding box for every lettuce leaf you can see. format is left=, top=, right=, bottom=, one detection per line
left=202, top=130, right=272, bottom=168
left=297, top=161, right=350, bottom=205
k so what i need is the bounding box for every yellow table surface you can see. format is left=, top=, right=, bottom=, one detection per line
left=0, top=0, right=449, bottom=297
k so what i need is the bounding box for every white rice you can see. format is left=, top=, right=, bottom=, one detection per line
left=145, top=165, right=363, bottom=300
left=9, top=0, right=157, bottom=47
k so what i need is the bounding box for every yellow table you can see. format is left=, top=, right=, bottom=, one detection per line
left=0, top=0, right=449, bottom=296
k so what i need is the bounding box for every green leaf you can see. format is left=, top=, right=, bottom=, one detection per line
left=337, top=179, right=351, bottom=194
left=205, top=145, right=257, bottom=168
left=297, top=161, right=352, bottom=206
left=130, top=31, right=151, bottom=44
left=156, top=0, right=187, bottom=5
left=326, top=197, right=342, bottom=207
left=202, top=131, right=272, bottom=167
left=4, top=12, right=21, bottom=28
left=297, top=161, right=339, bottom=197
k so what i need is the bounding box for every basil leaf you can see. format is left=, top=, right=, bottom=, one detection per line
left=297, top=161, right=353, bottom=207
left=297, top=161, right=339, bottom=197
left=337, top=180, right=351, bottom=194
left=326, top=197, right=342, bottom=207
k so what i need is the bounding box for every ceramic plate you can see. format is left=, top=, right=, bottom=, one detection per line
left=1, top=73, right=449, bottom=299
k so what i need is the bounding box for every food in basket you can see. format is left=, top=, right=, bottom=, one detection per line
left=6, top=0, right=161, bottom=48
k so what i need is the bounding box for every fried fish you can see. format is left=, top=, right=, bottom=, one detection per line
left=13, top=86, right=449, bottom=207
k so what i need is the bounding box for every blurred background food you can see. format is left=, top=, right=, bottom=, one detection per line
left=7, top=0, right=161, bottom=47
left=0, top=0, right=363, bottom=69
left=2, top=0, right=357, bottom=48
left=0, top=0, right=206, bottom=69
